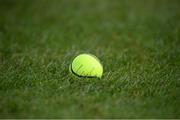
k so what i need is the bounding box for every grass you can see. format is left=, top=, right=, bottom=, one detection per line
left=0, top=0, right=180, bottom=118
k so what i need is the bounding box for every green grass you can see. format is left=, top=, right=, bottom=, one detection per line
left=0, top=0, right=180, bottom=118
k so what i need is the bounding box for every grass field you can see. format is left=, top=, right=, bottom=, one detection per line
left=0, top=0, right=180, bottom=118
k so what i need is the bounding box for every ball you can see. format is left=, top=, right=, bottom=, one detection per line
left=69, top=54, right=103, bottom=78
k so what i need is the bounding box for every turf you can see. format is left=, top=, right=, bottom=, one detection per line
left=0, top=0, right=180, bottom=118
